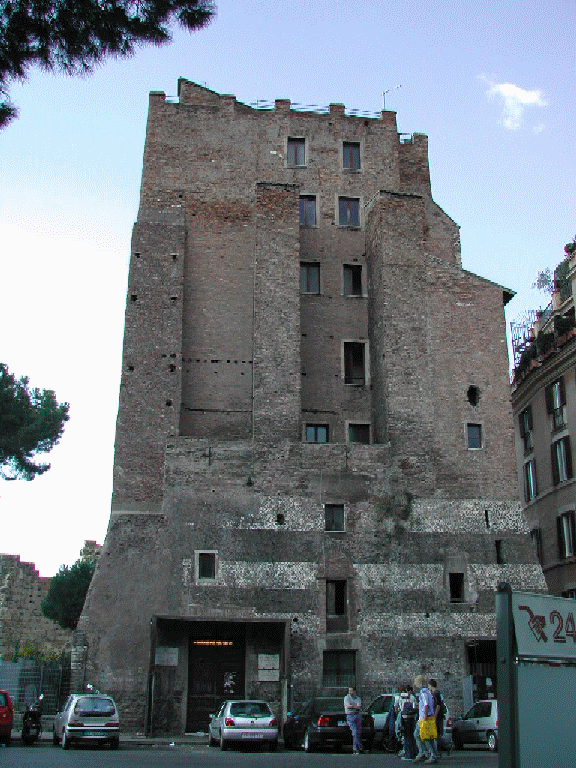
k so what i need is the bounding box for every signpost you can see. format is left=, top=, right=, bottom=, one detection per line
left=497, top=582, right=576, bottom=768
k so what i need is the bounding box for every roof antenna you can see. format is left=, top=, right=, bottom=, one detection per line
left=382, top=85, right=401, bottom=110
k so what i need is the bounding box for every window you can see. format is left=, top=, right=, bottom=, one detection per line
left=524, top=459, right=537, bottom=501
left=557, top=511, right=576, bottom=559
left=325, top=504, right=345, bottom=531
left=546, top=378, right=566, bottom=430
left=196, top=551, right=217, bottom=580
left=343, top=341, right=367, bottom=385
left=338, top=197, right=360, bottom=227
left=348, top=423, right=370, bottom=444
left=343, top=142, right=361, bottom=170
left=343, top=264, right=363, bottom=296
left=519, top=406, right=533, bottom=453
left=531, top=527, right=543, bottom=564
left=562, top=588, right=576, bottom=599
left=287, top=137, right=305, bottom=167
left=299, top=195, right=316, bottom=226
left=300, top=262, right=320, bottom=294
left=467, top=423, right=482, bottom=449
left=552, top=435, right=573, bottom=485
left=326, top=580, right=347, bottom=616
left=306, top=424, right=328, bottom=443
left=495, top=540, right=505, bottom=564
left=323, top=650, right=355, bottom=687
left=449, top=572, right=465, bottom=602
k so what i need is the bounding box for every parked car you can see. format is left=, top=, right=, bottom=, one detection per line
left=0, top=690, right=14, bottom=746
left=283, top=697, right=375, bottom=752
left=451, top=699, right=498, bottom=751
left=52, top=693, right=120, bottom=749
left=367, top=692, right=397, bottom=749
left=208, top=700, right=278, bottom=751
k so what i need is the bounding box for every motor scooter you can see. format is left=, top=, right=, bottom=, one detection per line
left=22, top=693, right=43, bottom=744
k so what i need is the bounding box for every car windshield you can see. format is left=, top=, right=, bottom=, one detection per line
left=229, top=702, right=271, bottom=717
left=314, top=698, right=346, bottom=713
left=74, top=697, right=116, bottom=717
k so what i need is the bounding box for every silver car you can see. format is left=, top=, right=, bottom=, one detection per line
left=209, top=699, right=278, bottom=751
left=451, top=699, right=498, bottom=751
left=52, top=693, right=120, bottom=750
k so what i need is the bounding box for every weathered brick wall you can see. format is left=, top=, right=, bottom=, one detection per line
left=0, top=555, right=72, bottom=659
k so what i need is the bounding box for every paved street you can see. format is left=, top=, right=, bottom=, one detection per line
left=0, top=742, right=498, bottom=768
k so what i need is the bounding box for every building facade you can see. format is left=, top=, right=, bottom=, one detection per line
left=511, top=249, right=576, bottom=597
left=76, top=81, right=545, bottom=734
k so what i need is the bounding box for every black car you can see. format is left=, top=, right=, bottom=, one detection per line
left=283, top=697, right=375, bottom=752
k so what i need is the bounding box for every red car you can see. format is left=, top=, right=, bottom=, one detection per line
left=0, top=690, right=14, bottom=746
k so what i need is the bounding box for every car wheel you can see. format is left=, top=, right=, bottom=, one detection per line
left=52, top=727, right=59, bottom=745
left=452, top=734, right=463, bottom=750
left=487, top=731, right=498, bottom=752
left=61, top=729, right=70, bottom=750
left=208, top=731, right=217, bottom=747
left=110, top=737, right=119, bottom=750
left=219, top=731, right=228, bottom=751
left=303, top=731, right=315, bottom=752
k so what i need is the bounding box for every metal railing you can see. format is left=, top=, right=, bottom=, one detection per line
left=0, top=660, right=70, bottom=714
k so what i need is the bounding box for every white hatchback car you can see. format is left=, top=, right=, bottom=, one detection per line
left=52, top=693, right=120, bottom=750
left=209, top=699, right=278, bottom=751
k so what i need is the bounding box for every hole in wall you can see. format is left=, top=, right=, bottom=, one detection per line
left=467, top=385, right=481, bottom=406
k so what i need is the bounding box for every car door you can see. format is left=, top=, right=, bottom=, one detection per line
left=54, top=696, right=73, bottom=738
left=459, top=702, right=485, bottom=744
left=474, top=701, right=493, bottom=743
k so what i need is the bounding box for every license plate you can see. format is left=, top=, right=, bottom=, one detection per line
left=241, top=732, right=263, bottom=739
left=87, top=731, right=106, bottom=737
left=338, top=721, right=347, bottom=727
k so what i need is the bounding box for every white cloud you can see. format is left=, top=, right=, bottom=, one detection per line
left=480, top=76, right=548, bottom=130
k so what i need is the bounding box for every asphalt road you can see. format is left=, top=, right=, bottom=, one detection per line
left=0, top=742, right=498, bottom=768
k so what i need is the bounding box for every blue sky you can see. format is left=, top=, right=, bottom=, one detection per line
left=1, top=0, right=574, bottom=575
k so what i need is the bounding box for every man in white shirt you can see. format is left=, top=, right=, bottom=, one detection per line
left=344, top=686, right=363, bottom=754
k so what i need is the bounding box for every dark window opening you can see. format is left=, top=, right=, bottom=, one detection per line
left=344, top=342, right=366, bottom=385
left=300, top=262, right=320, bottom=294
left=343, top=264, right=363, bottom=296
left=343, top=142, right=360, bottom=170
left=306, top=424, right=328, bottom=443
left=276, top=513, right=285, bottom=525
left=300, top=195, right=316, bottom=226
left=531, top=528, right=543, bottom=564
left=287, top=137, right=305, bottom=166
left=326, top=580, right=348, bottom=633
left=348, top=423, right=370, bottom=444
left=323, top=650, right=355, bottom=687
left=546, top=378, right=566, bottom=430
left=338, top=197, right=360, bottom=227
left=519, top=406, right=533, bottom=453
left=449, top=572, right=465, bottom=602
left=467, top=385, right=480, bottom=406
left=495, top=540, right=505, bottom=564
left=198, top=552, right=216, bottom=580
left=325, top=504, right=345, bottom=531
left=467, top=423, right=482, bottom=449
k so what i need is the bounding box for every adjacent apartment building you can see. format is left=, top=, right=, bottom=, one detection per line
left=75, top=81, right=545, bottom=734
left=511, top=246, right=576, bottom=597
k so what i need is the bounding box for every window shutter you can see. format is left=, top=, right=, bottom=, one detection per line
left=519, top=413, right=526, bottom=438
left=557, top=516, right=564, bottom=558
left=559, top=377, right=566, bottom=406
left=545, top=385, right=553, bottom=414
left=527, top=404, right=533, bottom=430
left=564, top=436, right=573, bottom=479
left=552, top=443, right=560, bottom=486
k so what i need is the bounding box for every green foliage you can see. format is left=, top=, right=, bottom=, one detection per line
left=532, top=267, right=553, bottom=295
left=0, top=0, right=215, bottom=127
left=41, top=558, right=95, bottom=630
left=5, top=637, right=69, bottom=664
left=0, top=363, right=69, bottom=480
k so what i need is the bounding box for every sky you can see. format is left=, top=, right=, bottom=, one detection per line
left=0, top=0, right=574, bottom=576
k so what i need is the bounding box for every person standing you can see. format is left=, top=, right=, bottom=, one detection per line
left=412, top=674, right=438, bottom=764
left=428, top=679, right=445, bottom=758
left=344, top=685, right=363, bottom=754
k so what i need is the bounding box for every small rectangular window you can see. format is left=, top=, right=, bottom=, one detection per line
left=299, top=195, right=316, bottom=226
left=557, top=511, right=576, bottom=559
left=348, top=423, right=370, bottom=444
left=449, top=572, right=465, bottom=602
left=495, top=540, right=505, bottom=564
left=326, top=580, right=348, bottom=632
left=306, top=424, right=328, bottom=443
left=467, top=423, right=482, bottom=449
left=552, top=435, right=573, bottom=485
left=325, top=504, right=345, bottom=531
left=524, top=459, right=537, bottom=501
left=287, top=137, right=305, bottom=167
left=323, top=650, right=355, bottom=687
left=300, top=262, right=320, bottom=294
left=344, top=341, right=366, bottom=385
left=343, top=264, right=363, bottom=296
left=343, top=142, right=361, bottom=170
left=546, top=378, right=566, bottom=430
left=338, top=197, right=360, bottom=228
left=519, top=406, right=533, bottom=453
left=196, top=551, right=216, bottom=580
